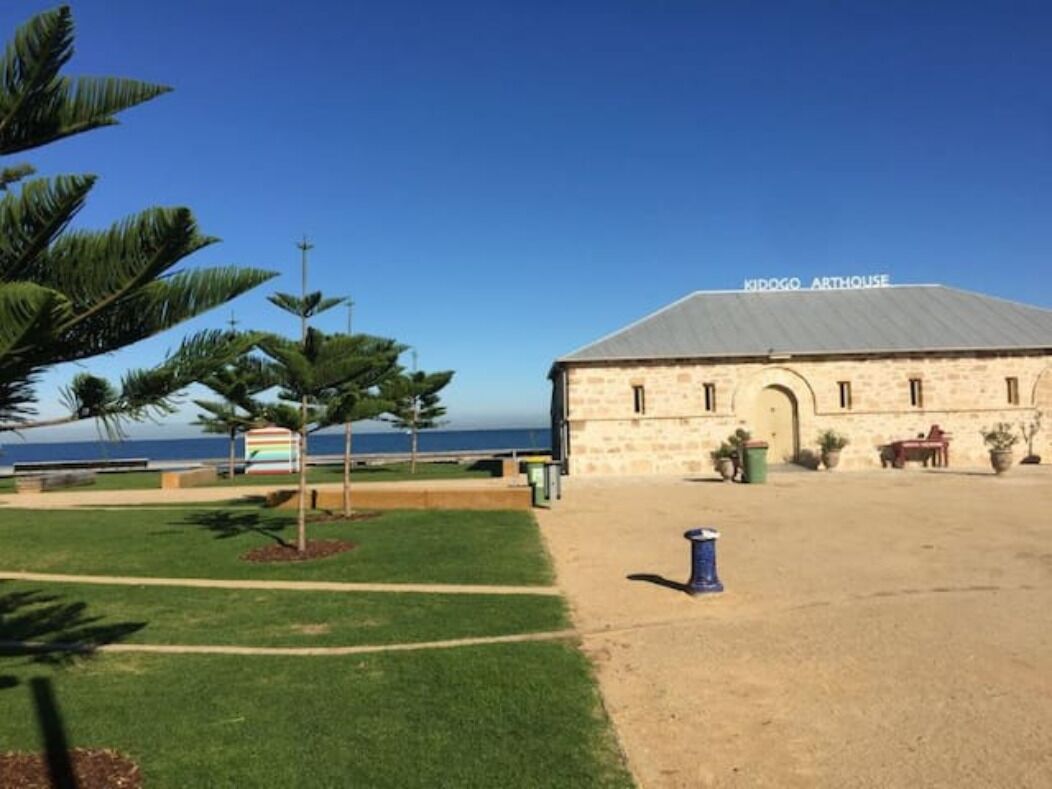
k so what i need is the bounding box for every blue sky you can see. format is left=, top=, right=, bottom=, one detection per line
left=5, top=0, right=1051, bottom=441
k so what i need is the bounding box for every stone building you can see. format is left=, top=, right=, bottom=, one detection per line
left=549, top=285, right=1052, bottom=475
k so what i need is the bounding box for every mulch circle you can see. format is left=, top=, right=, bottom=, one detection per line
left=0, top=748, right=141, bottom=788
left=242, top=539, right=357, bottom=563
left=307, top=510, right=382, bottom=524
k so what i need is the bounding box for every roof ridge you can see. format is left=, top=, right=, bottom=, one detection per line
left=555, top=284, right=1052, bottom=363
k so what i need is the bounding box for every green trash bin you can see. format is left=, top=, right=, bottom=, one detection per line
left=526, top=462, right=549, bottom=507
left=742, top=440, right=769, bottom=484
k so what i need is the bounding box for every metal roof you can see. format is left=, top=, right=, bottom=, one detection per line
left=557, top=285, right=1052, bottom=363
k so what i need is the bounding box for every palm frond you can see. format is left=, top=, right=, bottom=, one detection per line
left=0, top=162, right=34, bottom=190
left=267, top=291, right=344, bottom=319
left=39, top=206, right=215, bottom=315
left=51, top=267, right=275, bottom=363
left=0, top=281, right=71, bottom=360
left=0, top=7, right=170, bottom=154
left=0, top=174, right=95, bottom=281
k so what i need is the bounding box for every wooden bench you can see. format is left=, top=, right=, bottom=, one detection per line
left=882, top=425, right=952, bottom=469
left=16, top=471, right=97, bottom=493
left=13, top=458, right=148, bottom=474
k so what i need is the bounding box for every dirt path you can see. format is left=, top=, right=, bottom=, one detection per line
left=0, top=628, right=578, bottom=657
left=0, top=570, right=559, bottom=596
left=538, top=466, right=1052, bottom=788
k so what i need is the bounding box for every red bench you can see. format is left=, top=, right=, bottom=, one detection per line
left=884, top=425, right=952, bottom=469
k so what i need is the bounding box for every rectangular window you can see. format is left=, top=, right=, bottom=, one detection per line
left=632, top=385, right=646, bottom=415
left=909, top=378, right=923, bottom=408
left=1006, top=377, right=1019, bottom=405
left=838, top=381, right=852, bottom=409
left=703, top=383, right=716, bottom=412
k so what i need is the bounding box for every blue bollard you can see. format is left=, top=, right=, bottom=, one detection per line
left=684, top=528, right=723, bottom=595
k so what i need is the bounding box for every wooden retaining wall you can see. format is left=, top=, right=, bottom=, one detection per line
left=161, top=466, right=218, bottom=490
left=266, top=486, right=532, bottom=511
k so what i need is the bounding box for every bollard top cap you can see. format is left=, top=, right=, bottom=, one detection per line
left=684, top=527, right=720, bottom=541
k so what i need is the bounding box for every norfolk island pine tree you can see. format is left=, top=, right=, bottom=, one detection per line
left=380, top=369, right=455, bottom=474
left=193, top=355, right=278, bottom=478
left=258, top=291, right=402, bottom=553
left=315, top=335, right=403, bottom=516
left=0, top=6, right=275, bottom=436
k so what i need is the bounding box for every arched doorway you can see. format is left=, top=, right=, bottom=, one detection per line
left=1035, top=368, right=1052, bottom=413
left=753, top=385, right=799, bottom=462
left=1035, top=369, right=1052, bottom=458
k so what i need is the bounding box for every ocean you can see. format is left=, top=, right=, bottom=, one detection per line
left=0, top=427, right=551, bottom=466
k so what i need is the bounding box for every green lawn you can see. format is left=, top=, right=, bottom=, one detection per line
left=0, top=507, right=552, bottom=585
left=0, top=646, right=632, bottom=788
left=0, top=504, right=633, bottom=787
left=0, top=460, right=496, bottom=493
left=0, top=579, right=567, bottom=648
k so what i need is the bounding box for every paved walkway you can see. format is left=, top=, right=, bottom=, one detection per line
left=0, top=570, right=560, bottom=596
left=0, top=629, right=578, bottom=657
left=537, top=469, right=1052, bottom=789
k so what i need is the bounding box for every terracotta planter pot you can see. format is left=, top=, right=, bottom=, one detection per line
left=715, top=457, right=735, bottom=482
left=821, top=450, right=841, bottom=470
left=990, top=449, right=1014, bottom=474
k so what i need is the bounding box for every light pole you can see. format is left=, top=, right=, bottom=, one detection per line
left=294, top=235, right=313, bottom=551
left=341, top=295, right=355, bottom=517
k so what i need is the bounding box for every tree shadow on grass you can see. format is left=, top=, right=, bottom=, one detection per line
left=0, top=585, right=145, bottom=785
left=174, top=509, right=295, bottom=548
left=0, top=581, right=146, bottom=684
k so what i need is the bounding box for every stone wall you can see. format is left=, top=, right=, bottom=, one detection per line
left=559, top=353, right=1052, bottom=475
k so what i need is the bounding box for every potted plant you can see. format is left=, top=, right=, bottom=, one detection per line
left=816, top=429, right=849, bottom=470
left=727, top=428, right=751, bottom=481
left=981, top=422, right=1019, bottom=474
left=710, top=443, right=736, bottom=482
left=1020, top=411, right=1042, bottom=465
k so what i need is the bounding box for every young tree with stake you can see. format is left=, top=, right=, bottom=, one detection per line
left=316, top=336, right=402, bottom=516
left=380, top=369, right=454, bottom=474
left=259, top=288, right=400, bottom=553
left=193, top=355, right=276, bottom=478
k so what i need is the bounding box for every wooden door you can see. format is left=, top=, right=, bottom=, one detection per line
left=754, top=386, right=798, bottom=462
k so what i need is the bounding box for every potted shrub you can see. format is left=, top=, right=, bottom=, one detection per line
left=981, top=422, right=1019, bottom=474
left=816, top=429, right=849, bottom=470
left=727, top=428, right=751, bottom=479
left=711, top=443, right=736, bottom=482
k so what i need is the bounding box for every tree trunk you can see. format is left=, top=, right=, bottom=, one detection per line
left=297, top=396, right=308, bottom=554
left=228, top=428, right=237, bottom=480
left=342, top=420, right=353, bottom=518
left=410, top=427, right=418, bottom=474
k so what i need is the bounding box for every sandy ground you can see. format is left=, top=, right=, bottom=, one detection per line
left=537, top=466, right=1052, bottom=788
left=0, top=475, right=521, bottom=509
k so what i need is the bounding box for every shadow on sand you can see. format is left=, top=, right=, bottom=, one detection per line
left=626, top=573, right=692, bottom=594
